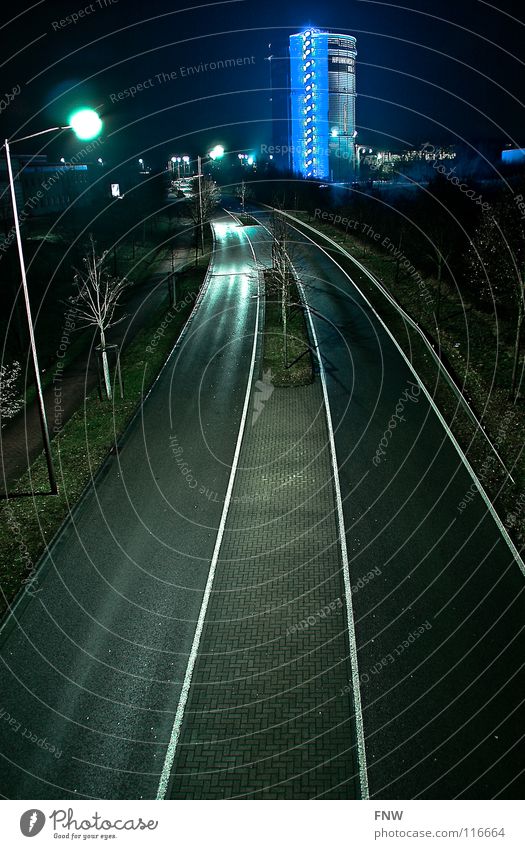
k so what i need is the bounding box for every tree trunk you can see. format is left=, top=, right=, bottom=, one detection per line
left=435, top=253, right=443, bottom=323
left=169, top=274, right=176, bottom=308
left=282, top=276, right=288, bottom=368
left=100, top=329, right=112, bottom=400
left=394, top=230, right=403, bottom=284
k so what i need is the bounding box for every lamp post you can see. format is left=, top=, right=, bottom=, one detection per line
left=2, top=108, right=102, bottom=495
left=196, top=146, right=225, bottom=256
left=197, top=155, right=204, bottom=256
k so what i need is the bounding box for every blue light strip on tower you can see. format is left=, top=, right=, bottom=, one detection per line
left=290, top=29, right=329, bottom=179
left=289, top=33, right=305, bottom=176
left=311, top=31, right=329, bottom=179
left=289, top=28, right=355, bottom=180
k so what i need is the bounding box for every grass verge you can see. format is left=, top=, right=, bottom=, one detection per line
left=263, top=270, right=313, bottom=387
left=0, top=245, right=211, bottom=618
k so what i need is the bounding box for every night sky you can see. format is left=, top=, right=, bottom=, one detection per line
left=1, top=0, right=524, bottom=165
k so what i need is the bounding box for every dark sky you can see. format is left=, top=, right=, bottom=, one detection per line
left=1, top=0, right=524, bottom=166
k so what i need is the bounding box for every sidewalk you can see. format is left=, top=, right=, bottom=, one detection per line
left=0, top=242, right=193, bottom=491
left=169, top=380, right=360, bottom=799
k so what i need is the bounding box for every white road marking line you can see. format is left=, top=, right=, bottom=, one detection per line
left=297, top=274, right=370, bottom=801
left=156, top=224, right=260, bottom=799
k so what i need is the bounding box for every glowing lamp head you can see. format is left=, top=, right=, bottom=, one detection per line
left=68, top=108, right=102, bottom=141
left=209, top=144, right=225, bottom=161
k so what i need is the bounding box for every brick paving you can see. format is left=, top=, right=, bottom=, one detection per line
left=169, top=378, right=360, bottom=799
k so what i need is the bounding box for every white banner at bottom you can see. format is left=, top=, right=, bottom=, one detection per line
left=1, top=800, right=523, bottom=848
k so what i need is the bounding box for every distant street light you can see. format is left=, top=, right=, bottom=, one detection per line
left=208, top=144, right=225, bottom=161
left=2, top=108, right=103, bottom=495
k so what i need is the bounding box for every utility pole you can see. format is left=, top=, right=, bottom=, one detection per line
left=197, top=154, right=204, bottom=255
left=4, top=138, right=57, bottom=494
left=169, top=245, right=177, bottom=307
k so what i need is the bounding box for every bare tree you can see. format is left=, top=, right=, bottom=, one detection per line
left=69, top=237, right=131, bottom=400
left=235, top=180, right=252, bottom=214
left=0, top=360, right=23, bottom=426
left=423, top=224, right=452, bottom=322
left=465, top=203, right=525, bottom=401
left=269, top=208, right=293, bottom=367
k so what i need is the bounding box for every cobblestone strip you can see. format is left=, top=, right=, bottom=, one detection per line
left=168, top=382, right=360, bottom=799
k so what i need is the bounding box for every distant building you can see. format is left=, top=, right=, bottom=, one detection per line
left=0, top=151, right=103, bottom=225
left=361, top=146, right=456, bottom=170
left=502, top=147, right=525, bottom=165
left=289, top=29, right=357, bottom=182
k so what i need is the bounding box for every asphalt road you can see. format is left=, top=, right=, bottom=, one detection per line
left=246, top=208, right=524, bottom=800
left=1, top=203, right=523, bottom=800
left=0, top=215, right=262, bottom=799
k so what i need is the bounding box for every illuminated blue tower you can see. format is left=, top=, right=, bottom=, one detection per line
left=289, top=29, right=357, bottom=182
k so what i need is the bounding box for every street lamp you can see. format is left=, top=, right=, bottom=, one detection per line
left=68, top=108, right=102, bottom=141
left=2, top=108, right=103, bottom=495
left=197, top=144, right=225, bottom=255
left=208, top=144, right=224, bottom=161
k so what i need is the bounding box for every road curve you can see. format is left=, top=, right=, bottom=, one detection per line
left=249, top=208, right=525, bottom=800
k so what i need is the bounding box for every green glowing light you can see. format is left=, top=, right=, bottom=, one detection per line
left=69, top=109, right=102, bottom=141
